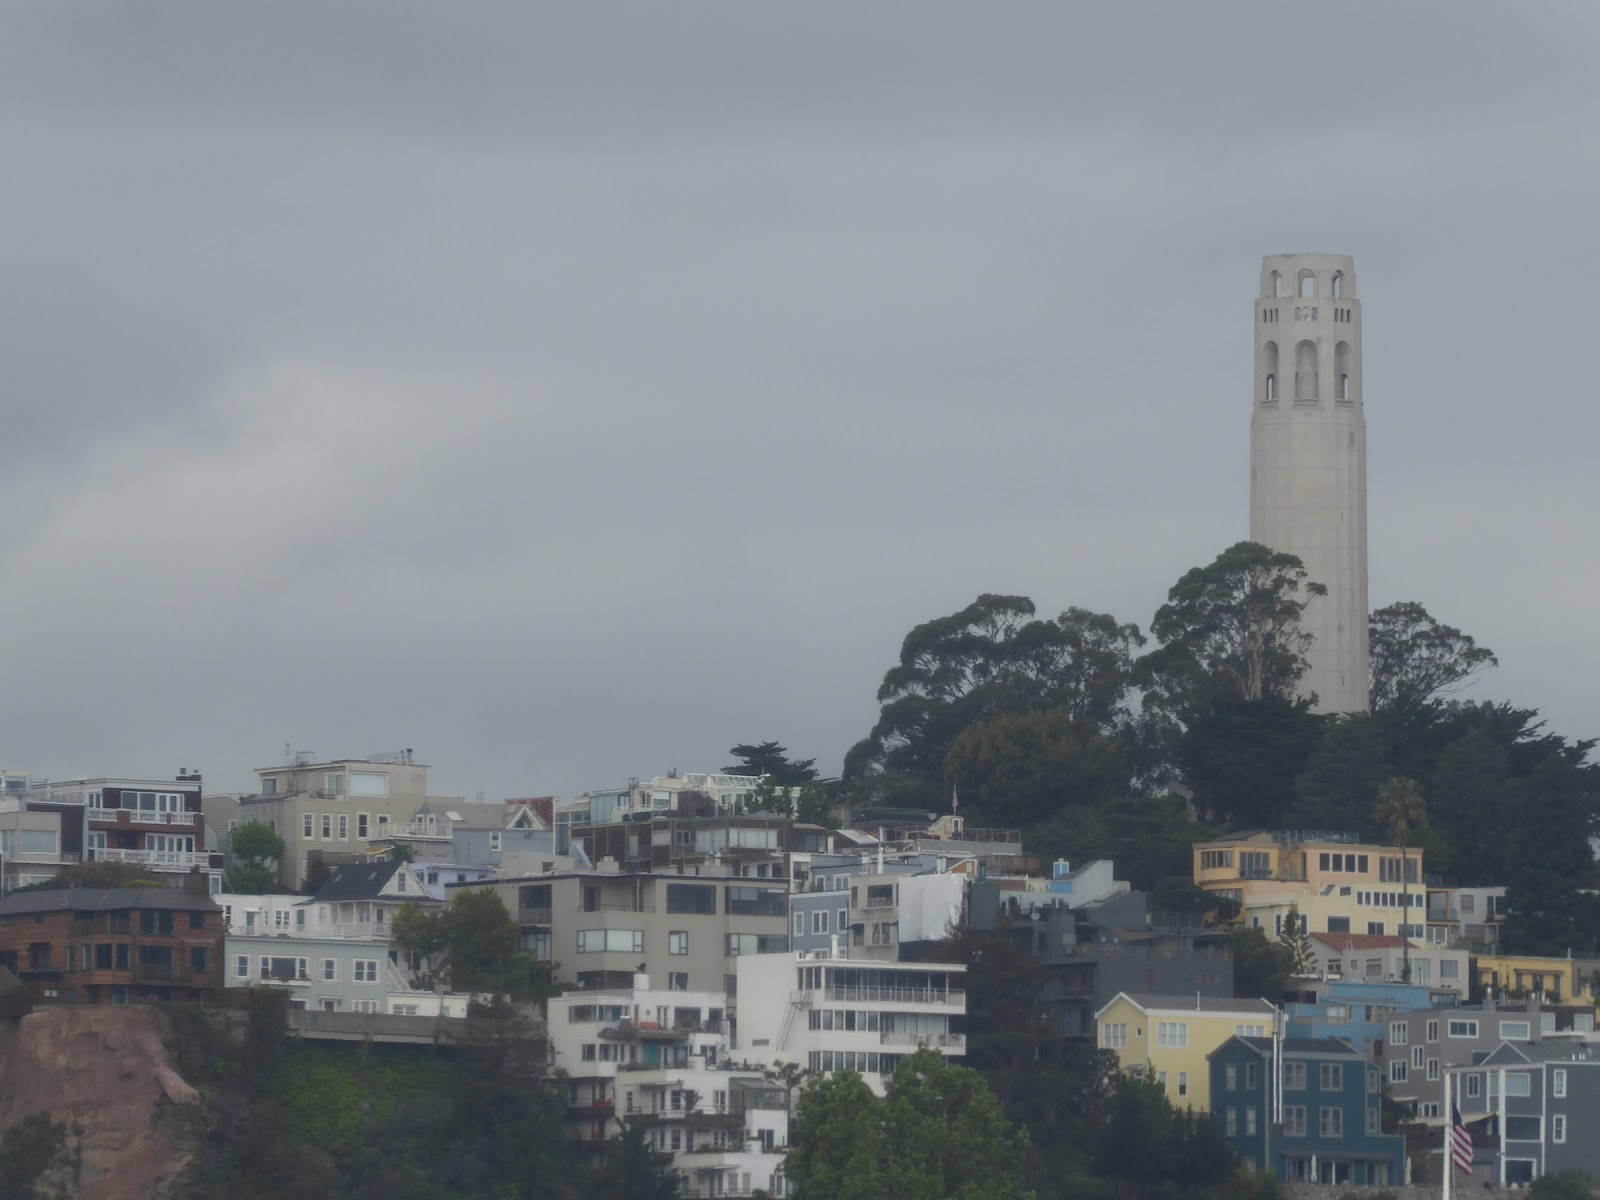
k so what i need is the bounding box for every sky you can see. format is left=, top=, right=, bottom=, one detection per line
left=3, top=3, right=1598, bottom=802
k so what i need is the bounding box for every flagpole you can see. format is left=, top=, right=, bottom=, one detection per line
left=1441, top=1070, right=1452, bottom=1200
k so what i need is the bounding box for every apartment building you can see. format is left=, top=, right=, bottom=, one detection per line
left=219, top=751, right=480, bottom=888
left=555, top=773, right=774, bottom=854
left=1210, top=1036, right=1403, bottom=1185
left=1451, top=1040, right=1600, bottom=1185
left=1425, top=885, right=1507, bottom=950
left=791, top=860, right=967, bottom=962
left=469, top=868, right=788, bottom=995
left=25, top=773, right=223, bottom=892
left=0, top=803, right=73, bottom=890
left=1473, top=952, right=1600, bottom=1006
left=1307, top=933, right=1470, bottom=997
left=1095, top=992, right=1279, bottom=1112
left=1194, top=830, right=1424, bottom=940
left=1283, top=979, right=1441, bottom=1058
left=548, top=974, right=789, bottom=1197
left=0, top=886, right=224, bottom=1004
left=736, top=947, right=967, bottom=1096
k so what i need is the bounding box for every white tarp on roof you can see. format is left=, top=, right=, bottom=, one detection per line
left=898, top=873, right=966, bottom=943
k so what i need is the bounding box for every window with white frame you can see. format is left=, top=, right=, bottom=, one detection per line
left=1319, top=1063, right=1344, bottom=1090
left=489, top=832, right=501, bottom=852
left=1319, top=1107, right=1343, bottom=1137
left=792, top=913, right=803, bottom=937
left=1389, top=1022, right=1408, bottom=1045
left=303, top=813, right=314, bottom=838
left=1236, top=1023, right=1266, bottom=1037
left=236, top=955, right=249, bottom=978
left=357, top=812, right=369, bottom=838
left=1500, top=1020, right=1531, bottom=1040
left=1554, top=1068, right=1567, bottom=1098
left=1225, top=1107, right=1237, bottom=1136
left=1427, top=1058, right=1440, bottom=1081
left=322, top=958, right=337, bottom=981
left=338, top=814, right=348, bottom=840
left=1389, top=1060, right=1407, bottom=1083
left=1426, top=1019, right=1439, bottom=1042
left=1156, top=1021, right=1189, bottom=1048
left=1178, top=1072, right=1188, bottom=1098
left=1447, top=1019, right=1478, bottom=1038
left=668, top=931, right=688, bottom=956
left=1101, top=1022, right=1127, bottom=1050
left=1225, top=1065, right=1237, bottom=1091
left=1554, top=1114, right=1567, bottom=1144
left=1244, top=1106, right=1256, bottom=1135
left=812, top=910, right=829, bottom=934
left=1466, top=1074, right=1480, bottom=1099
left=354, top=959, right=378, bottom=982
left=838, top=907, right=848, bottom=931
left=321, top=813, right=332, bottom=840
left=1283, top=1105, right=1306, bottom=1137
left=1412, top=1046, right=1424, bottom=1069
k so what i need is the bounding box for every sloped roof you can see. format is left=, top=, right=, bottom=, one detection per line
left=309, top=860, right=411, bottom=903
left=0, top=887, right=219, bottom=914
left=1103, top=991, right=1276, bottom=1017
left=1311, top=932, right=1411, bottom=951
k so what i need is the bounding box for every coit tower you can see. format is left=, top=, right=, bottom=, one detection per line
left=1250, top=253, right=1369, bottom=714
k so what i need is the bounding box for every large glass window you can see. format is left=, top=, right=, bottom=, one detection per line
left=725, top=886, right=785, bottom=917
left=666, top=884, right=717, bottom=915
left=576, top=929, right=644, bottom=954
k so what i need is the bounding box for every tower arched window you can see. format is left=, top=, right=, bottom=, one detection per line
left=1298, top=270, right=1316, bottom=298
left=1263, top=341, right=1279, bottom=401
left=1331, top=272, right=1344, bottom=298
left=1294, top=340, right=1318, bottom=400
left=1271, top=271, right=1283, bottom=298
left=1335, top=341, right=1352, bottom=401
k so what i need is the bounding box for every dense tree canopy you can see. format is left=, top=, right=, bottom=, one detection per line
left=1368, top=600, right=1497, bottom=716
left=724, top=741, right=818, bottom=786
left=228, top=821, right=287, bottom=894
left=391, top=890, right=532, bottom=995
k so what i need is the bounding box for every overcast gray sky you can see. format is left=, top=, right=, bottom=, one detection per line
left=3, top=3, right=1597, bottom=801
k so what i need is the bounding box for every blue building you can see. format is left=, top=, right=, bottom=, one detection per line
left=1283, top=979, right=1440, bottom=1058
left=1209, top=1036, right=1405, bottom=1186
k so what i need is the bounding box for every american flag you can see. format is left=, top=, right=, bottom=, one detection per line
left=1449, top=1103, right=1474, bottom=1175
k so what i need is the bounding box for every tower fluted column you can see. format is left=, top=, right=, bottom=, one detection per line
left=1249, top=253, right=1369, bottom=713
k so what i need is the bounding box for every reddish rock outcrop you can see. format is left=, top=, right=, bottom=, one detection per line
left=0, top=1006, right=199, bottom=1199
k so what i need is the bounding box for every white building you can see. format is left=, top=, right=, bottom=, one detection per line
left=1250, top=253, right=1369, bottom=714
left=735, top=948, right=966, bottom=1096
left=547, top=974, right=789, bottom=1197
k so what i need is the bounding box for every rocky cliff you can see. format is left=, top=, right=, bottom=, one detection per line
left=0, top=1006, right=201, bottom=1199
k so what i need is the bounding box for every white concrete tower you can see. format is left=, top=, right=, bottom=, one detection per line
left=1250, top=253, right=1369, bottom=713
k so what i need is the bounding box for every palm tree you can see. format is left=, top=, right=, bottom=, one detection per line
left=1375, top=777, right=1427, bottom=983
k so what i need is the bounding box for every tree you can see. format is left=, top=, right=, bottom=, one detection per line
left=1094, top=1073, right=1238, bottom=1200
left=589, top=1124, right=679, bottom=1200
left=1287, top=714, right=1393, bottom=837
left=1502, top=756, right=1600, bottom=956
left=229, top=821, right=286, bottom=893
left=1528, top=1170, right=1598, bottom=1200
left=1138, top=542, right=1327, bottom=722
left=1369, top=601, right=1497, bottom=717
left=1277, top=905, right=1313, bottom=976
left=1177, top=698, right=1322, bottom=828
left=391, top=890, right=520, bottom=993
left=299, top=851, right=332, bottom=896
left=724, top=742, right=818, bottom=786
left=787, top=1052, right=1033, bottom=1200
left=945, top=709, right=1129, bottom=829
left=0, top=1112, right=70, bottom=1200
left=1374, top=777, right=1426, bottom=981
left=1228, top=927, right=1292, bottom=1002
left=845, top=596, right=1142, bottom=803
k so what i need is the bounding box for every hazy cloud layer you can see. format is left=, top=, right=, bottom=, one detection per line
left=3, top=4, right=1598, bottom=798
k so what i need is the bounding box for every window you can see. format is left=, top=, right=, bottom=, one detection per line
left=576, top=930, right=644, bottom=954
left=1389, top=1060, right=1407, bottom=1083
left=668, top=972, right=688, bottom=991
left=302, top=812, right=313, bottom=838
left=1554, top=1068, right=1567, bottom=1098
left=354, top=959, right=378, bottom=982
left=1554, top=1114, right=1567, bottom=1144
left=1440, top=958, right=1460, bottom=979
left=1236, top=1023, right=1266, bottom=1037
left=236, top=955, right=249, bottom=978
left=321, top=813, right=332, bottom=840
left=1225, top=1065, right=1237, bottom=1091
left=668, top=931, right=689, bottom=956
left=1177, top=1072, right=1188, bottom=1098
left=1283, top=1105, right=1306, bottom=1137
left=1426, top=1058, right=1440, bottom=1081
left=1101, top=1022, right=1127, bottom=1050
left=726, top=933, right=785, bottom=956
left=489, top=832, right=501, bottom=852
left=1500, top=1020, right=1531, bottom=1040
left=1327, top=916, right=1350, bottom=934
left=1320, top=1064, right=1344, bottom=1090
left=1426, top=1019, right=1440, bottom=1042
left=1200, top=850, right=1235, bottom=869
left=1225, top=1108, right=1238, bottom=1136
left=724, top=886, right=785, bottom=917
left=337, top=814, right=348, bottom=840
left=667, top=884, right=717, bottom=915
left=1466, top=1074, right=1480, bottom=1099
left=1283, top=1062, right=1306, bottom=1090
left=190, top=947, right=209, bottom=974
left=322, top=958, right=338, bottom=982
left=1156, top=1021, right=1189, bottom=1048
left=811, top=910, right=829, bottom=935
left=793, top=913, right=804, bottom=937
left=396, top=871, right=406, bottom=893
left=1244, top=1106, right=1257, bottom=1136
left=1367, top=1105, right=1379, bottom=1134
left=357, top=813, right=369, bottom=838
left=1245, top=1062, right=1257, bottom=1089
left=1389, top=1022, right=1408, bottom=1045
left=1411, top=1046, right=1424, bottom=1069
left=1505, top=1115, right=1541, bottom=1142
left=1447, top=1019, right=1478, bottom=1038
left=838, top=907, right=848, bottom=932
left=1320, top=1107, right=1343, bottom=1138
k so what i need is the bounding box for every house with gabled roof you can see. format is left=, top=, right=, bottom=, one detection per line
left=1094, top=991, right=1278, bottom=1112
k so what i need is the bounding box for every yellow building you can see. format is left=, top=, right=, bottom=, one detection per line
left=1473, top=953, right=1600, bottom=1006
left=1193, top=831, right=1424, bottom=941
left=1094, top=992, right=1279, bottom=1112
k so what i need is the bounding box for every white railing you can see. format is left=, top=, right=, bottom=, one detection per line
left=89, top=847, right=210, bottom=869
left=880, top=1030, right=964, bottom=1049
left=821, top=986, right=963, bottom=1006
left=88, top=808, right=200, bottom=827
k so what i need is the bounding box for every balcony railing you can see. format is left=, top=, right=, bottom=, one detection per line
left=88, top=847, right=211, bottom=869
left=822, top=986, right=962, bottom=1006
left=131, top=962, right=194, bottom=983
left=88, top=808, right=200, bottom=828
left=880, top=1030, right=964, bottom=1049
left=518, top=907, right=554, bottom=925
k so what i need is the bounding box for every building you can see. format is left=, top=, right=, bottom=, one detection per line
left=736, top=948, right=966, bottom=1095
left=470, top=868, right=789, bottom=994
left=1451, top=1040, right=1600, bottom=1185
left=555, top=773, right=774, bottom=855
left=0, top=886, right=224, bottom=1004
left=1424, top=885, right=1507, bottom=950
left=1194, top=830, right=1424, bottom=940
left=25, top=773, right=223, bottom=892
left=1282, top=979, right=1440, bottom=1059
left=1250, top=252, right=1368, bottom=714
left=1094, top=992, right=1279, bottom=1112
left=219, top=751, right=492, bottom=889
left=547, top=973, right=789, bottom=1196
left=790, top=860, right=967, bottom=962
left=0, top=802, right=73, bottom=890
left=1210, top=1036, right=1402, bottom=1185
left=1307, top=933, right=1469, bottom=996
left=1472, top=952, right=1600, bottom=1006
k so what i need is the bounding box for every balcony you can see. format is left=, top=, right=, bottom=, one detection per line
left=89, top=847, right=212, bottom=870
left=131, top=962, right=195, bottom=984
left=518, top=907, right=554, bottom=926
left=567, top=1098, right=615, bottom=1119
left=880, top=1030, right=964, bottom=1050
left=88, top=808, right=200, bottom=828
left=821, top=985, right=963, bottom=1007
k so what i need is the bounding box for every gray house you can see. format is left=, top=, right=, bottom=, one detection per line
left=1451, top=1040, right=1600, bottom=1185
